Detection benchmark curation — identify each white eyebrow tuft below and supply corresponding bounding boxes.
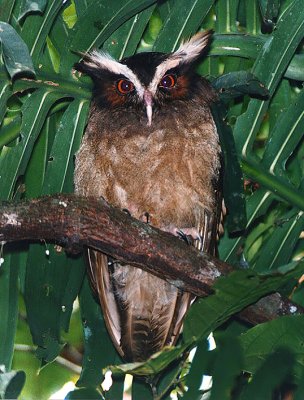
[175,30,212,62]
[148,30,212,94]
[85,50,145,98]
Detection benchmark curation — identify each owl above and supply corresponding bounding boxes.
[74,30,222,362]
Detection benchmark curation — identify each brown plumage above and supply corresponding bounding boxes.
[74,30,222,361]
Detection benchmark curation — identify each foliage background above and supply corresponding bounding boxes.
[0,0,304,399]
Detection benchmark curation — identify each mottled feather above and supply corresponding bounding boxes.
[74,31,221,361]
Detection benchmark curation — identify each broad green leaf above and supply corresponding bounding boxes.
[244,0,261,35]
[209,336,243,400]
[240,348,294,400]
[103,5,156,60]
[285,54,304,81]
[0,90,61,200]
[234,0,304,156]
[0,368,26,400]
[24,100,88,363]
[0,80,13,128]
[183,342,209,400]
[240,315,304,380]
[253,208,304,271]
[24,117,49,198]
[210,33,264,59]
[132,378,153,399]
[241,159,304,211]
[219,188,273,265]
[24,246,83,364]
[262,88,304,177]
[62,0,77,29]
[18,0,47,21]
[0,22,35,79]
[78,278,122,387]
[211,101,246,233]
[153,0,215,52]
[43,100,89,194]
[258,0,280,23]
[0,1,15,22]
[0,254,19,370]
[21,0,63,64]
[215,0,240,33]
[294,368,304,400]
[213,71,268,100]
[109,345,188,377]
[267,78,291,131]
[61,0,157,72]
[65,387,104,400]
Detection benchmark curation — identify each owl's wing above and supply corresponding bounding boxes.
[85,180,223,362]
[194,171,223,256]
[86,247,192,361]
[86,250,124,358]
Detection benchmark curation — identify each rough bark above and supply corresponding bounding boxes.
[0,194,302,324]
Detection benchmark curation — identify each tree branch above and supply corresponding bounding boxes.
[0,194,302,325]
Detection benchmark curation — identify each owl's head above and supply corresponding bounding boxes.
[75,30,213,126]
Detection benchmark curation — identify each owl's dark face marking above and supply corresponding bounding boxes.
[75,30,213,126]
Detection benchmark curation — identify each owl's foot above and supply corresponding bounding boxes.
[165,226,202,246]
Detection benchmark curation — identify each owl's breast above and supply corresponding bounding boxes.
[74,106,220,229]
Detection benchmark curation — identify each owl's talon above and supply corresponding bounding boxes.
[122,208,132,216]
[176,229,193,245]
[144,212,150,224]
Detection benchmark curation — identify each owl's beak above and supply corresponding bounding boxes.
[144,90,153,126]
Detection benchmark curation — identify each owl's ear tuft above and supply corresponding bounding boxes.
[148,30,213,93]
[175,30,213,64]
[74,51,117,80]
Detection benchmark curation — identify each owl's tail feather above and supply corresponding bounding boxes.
[113,265,191,362]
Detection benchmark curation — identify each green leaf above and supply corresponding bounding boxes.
[62,0,77,29]
[21,0,63,64]
[77,278,122,388]
[65,387,104,399]
[132,379,153,400]
[109,345,188,377]
[18,0,47,21]
[0,90,61,200]
[43,99,89,194]
[209,336,243,400]
[213,71,269,100]
[183,341,209,400]
[24,100,88,363]
[240,315,304,381]
[0,1,15,22]
[183,265,303,343]
[103,5,156,59]
[153,0,215,52]
[0,254,19,370]
[262,88,304,177]
[61,0,157,72]
[211,101,246,232]
[241,159,304,210]
[0,368,26,400]
[215,0,240,33]
[240,347,294,399]
[258,0,280,23]
[253,208,304,271]
[0,80,13,128]
[0,22,35,79]
[210,33,264,59]
[234,0,304,156]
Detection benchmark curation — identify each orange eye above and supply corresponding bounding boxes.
[116,79,134,94]
[159,74,176,89]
